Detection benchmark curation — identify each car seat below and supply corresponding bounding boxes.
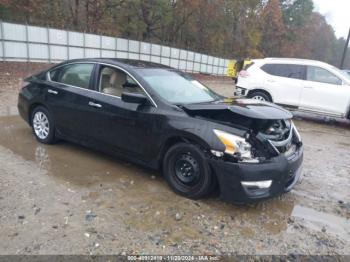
[102,70,126,97]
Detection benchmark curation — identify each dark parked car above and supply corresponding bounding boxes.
[18,58,303,203]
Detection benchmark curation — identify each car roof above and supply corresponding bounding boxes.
[252,57,334,68]
[57,58,172,70]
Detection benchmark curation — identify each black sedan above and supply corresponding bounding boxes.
[18,58,303,203]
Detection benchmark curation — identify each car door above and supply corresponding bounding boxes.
[45,63,96,141]
[260,63,306,107]
[77,64,159,162]
[299,66,350,116]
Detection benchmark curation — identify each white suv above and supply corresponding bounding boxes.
[236,58,350,119]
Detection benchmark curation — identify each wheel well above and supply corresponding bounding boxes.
[158,136,208,169]
[158,136,220,194]
[158,137,188,168]
[248,89,273,102]
[28,103,47,126]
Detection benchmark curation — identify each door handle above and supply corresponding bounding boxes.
[48,89,58,95]
[267,79,275,83]
[88,101,102,108]
[304,86,313,89]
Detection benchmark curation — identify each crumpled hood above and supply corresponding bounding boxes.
[181,98,293,120]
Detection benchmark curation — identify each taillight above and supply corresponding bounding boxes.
[239,70,250,78]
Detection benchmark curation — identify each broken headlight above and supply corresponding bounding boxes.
[213,129,255,161]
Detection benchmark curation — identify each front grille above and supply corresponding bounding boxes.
[268,127,294,154]
[257,120,300,157]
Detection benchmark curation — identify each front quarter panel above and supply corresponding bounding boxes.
[157,109,247,156]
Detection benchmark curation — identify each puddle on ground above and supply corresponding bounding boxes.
[291,205,350,242]
[0,115,158,187]
[0,115,349,246]
[0,106,18,117]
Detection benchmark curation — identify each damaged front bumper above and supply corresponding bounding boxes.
[210,144,303,204]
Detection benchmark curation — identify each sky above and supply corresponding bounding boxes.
[313,0,349,39]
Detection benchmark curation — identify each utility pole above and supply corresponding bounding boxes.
[340,27,350,69]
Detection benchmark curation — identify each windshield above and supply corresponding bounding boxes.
[331,66,350,82]
[137,69,221,104]
[340,70,350,80]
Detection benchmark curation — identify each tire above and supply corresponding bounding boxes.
[248,91,271,102]
[162,142,215,199]
[31,106,56,144]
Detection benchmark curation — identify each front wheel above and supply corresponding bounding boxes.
[163,143,215,199]
[248,91,271,102]
[31,106,56,144]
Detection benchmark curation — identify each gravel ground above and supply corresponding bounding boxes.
[0,73,349,255]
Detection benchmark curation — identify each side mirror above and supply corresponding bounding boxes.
[121,92,149,104]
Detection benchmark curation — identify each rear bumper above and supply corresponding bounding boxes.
[210,145,303,204]
[17,92,30,125]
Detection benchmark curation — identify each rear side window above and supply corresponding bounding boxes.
[307,66,342,85]
[49,63,94,89]
[261,63,305,80]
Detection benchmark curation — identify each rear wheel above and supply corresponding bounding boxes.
[248,91,271,102]
[31,106,55,144]
[163,143,215,199]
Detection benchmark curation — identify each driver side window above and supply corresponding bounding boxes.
[307,66,342,85]
[99,66,145,97]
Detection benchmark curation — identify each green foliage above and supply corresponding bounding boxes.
[260,0,286,56]
[280,0,314,27]
[0,4,8,18]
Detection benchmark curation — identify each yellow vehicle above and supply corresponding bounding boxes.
[227,59,253,83]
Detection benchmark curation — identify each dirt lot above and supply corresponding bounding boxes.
[0,62,349,255]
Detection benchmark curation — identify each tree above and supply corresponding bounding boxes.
[280,0,313,28]
[260,0,286,56]
[0,0,347,67]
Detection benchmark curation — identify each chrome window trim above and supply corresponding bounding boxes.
[46,61,158,107]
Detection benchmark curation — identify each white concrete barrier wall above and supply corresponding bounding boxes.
[0,21,230,75]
